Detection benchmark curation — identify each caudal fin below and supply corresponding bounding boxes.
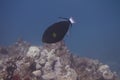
[69,17,75,24]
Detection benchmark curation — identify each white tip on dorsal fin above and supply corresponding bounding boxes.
[69,17,75,24]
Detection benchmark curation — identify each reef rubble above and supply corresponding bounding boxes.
[0,40,119,80]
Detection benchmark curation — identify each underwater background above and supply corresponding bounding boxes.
[0,0,120,75]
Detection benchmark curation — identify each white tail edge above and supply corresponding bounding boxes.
[69,17,75,24]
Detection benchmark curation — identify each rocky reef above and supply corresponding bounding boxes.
[0,40,119,80]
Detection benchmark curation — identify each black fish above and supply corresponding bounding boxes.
[42,17,75,43]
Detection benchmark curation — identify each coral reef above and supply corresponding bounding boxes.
[0,40,119,80]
